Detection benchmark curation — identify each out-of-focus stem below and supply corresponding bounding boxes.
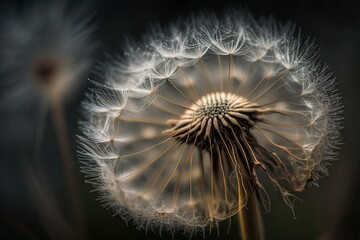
[35,102,48,167]
[238,178,265,240]
[50,98,86,240]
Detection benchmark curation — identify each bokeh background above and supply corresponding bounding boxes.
[0,0,359,239]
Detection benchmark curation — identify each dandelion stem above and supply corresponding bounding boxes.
[50,98,86,240]
[35,101,48,167]
[238,181,265,240]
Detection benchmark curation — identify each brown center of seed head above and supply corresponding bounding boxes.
[33,57,60,86]
[163,92,256,148]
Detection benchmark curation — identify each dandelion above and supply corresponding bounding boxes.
[0,2,96,239]
[78,11,342,238]
[0,1,95,108]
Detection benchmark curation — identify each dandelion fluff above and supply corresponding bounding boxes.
[0,1,95,107]
[0,2,96,238]
[78,11,342,235]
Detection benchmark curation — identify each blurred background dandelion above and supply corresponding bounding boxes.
[0,0,359,239]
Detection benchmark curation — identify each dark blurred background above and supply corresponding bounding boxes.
[0,0,359,239]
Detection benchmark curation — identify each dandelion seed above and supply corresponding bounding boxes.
[79,11,342,237]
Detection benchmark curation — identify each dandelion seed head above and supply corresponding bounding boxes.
[0,1,96,107]
[79,10,342,235]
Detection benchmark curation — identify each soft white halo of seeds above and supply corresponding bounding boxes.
[0,1,95,107]
[78,11,342,235]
